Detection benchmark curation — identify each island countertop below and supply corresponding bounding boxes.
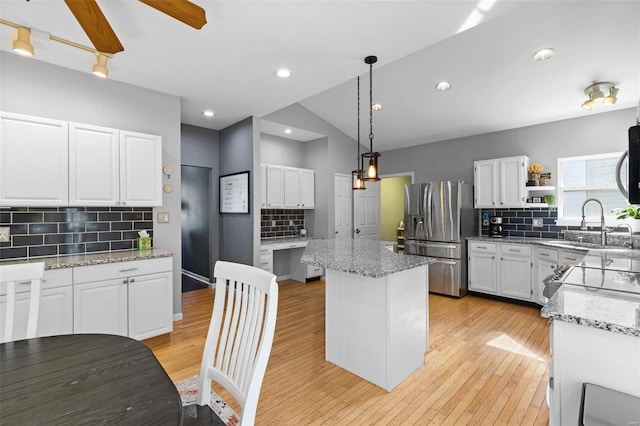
[0,248,174,270]
[301,239,434,278]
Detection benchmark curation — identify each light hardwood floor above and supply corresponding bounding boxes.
[145,280,550,425]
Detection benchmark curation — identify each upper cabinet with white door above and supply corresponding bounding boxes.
[0,112,69,206]
[262,163,315,209]
[1,112,162,207]
[474,155,528,208]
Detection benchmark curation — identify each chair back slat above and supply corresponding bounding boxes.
[196,261,278,425]
[1,262,45,343]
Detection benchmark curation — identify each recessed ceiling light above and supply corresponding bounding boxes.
[276,69,291,78]
[372,103,383,111]
[436,81,452,91]
[284,129,292,134]
[532,48,556,61]
[203,110,214,117]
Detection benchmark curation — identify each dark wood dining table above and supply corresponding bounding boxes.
[0,333,183,425]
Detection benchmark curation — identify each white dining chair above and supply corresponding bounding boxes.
[182,261,278,426]
[1,262,45,343]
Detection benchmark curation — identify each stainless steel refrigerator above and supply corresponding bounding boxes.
[404,181,476,297]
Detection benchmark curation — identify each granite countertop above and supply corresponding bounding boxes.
[0,248,174,270]
[301,239,434,278]
[542,283,640,337]
[260,236,320,246]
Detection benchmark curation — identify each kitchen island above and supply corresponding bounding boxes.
[301,239,435,391]
[542,249,640,425]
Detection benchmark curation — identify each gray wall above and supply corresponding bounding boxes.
[379,108,635,184]
[0,51,184,317]
[181,124,220,274]
[264,104,357,238]
[260,133,306,167]
[219,117,256,264]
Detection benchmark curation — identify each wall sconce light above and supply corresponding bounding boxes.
[582,82,618,110]
[12,26,34,57]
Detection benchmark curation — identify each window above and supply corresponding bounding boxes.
[557,152,628,224]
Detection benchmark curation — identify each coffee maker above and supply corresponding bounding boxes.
[489,216,503,238]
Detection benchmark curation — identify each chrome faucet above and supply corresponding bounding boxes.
[617,223,634,248]
[580,198,609,245]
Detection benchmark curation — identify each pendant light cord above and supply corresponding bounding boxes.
[357,76,361,168]
[369,60,374,154]
[636,97,640,125]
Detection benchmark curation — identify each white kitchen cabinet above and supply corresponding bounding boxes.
[74,278,129,336]
[474,155,528,208]
[260,164,267,208]
[284,167,301,208]
[0,112,69,207]
[558,248,585,266]
[259,246,273,273]
[0,268,73,341]
[300,168,315,208]
[73,257,173,339]
[119,130,163,207]
[468,241,498,294]
[69,122,120,206]
[534,246,558,305]
[498,243,533,301]
[266,165,284,208]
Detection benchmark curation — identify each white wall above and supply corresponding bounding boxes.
[0,52,184,317]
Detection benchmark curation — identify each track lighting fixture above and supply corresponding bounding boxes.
[92,54,110,78]
[582,82,618,110]
[12,26,34,57]
[1,18,114,79]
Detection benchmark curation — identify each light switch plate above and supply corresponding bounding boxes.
[0,227,10,242]
[532,218,543,227]
[157,212,170,223]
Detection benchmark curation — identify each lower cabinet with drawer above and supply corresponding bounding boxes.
[0,268,73,341]
[468,240,534,302]
[73,257,173,340]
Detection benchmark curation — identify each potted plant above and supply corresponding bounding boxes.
[612,205,640,232]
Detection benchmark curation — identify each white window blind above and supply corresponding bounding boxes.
[557,152,628,223]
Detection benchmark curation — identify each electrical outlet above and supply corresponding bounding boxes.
[532,218,543,227]
[289,220,294,226]
[0,227,10,243]
[157,212,170,223]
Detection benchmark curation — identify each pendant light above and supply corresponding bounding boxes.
[362,55,381,182]
[352,76,366,190]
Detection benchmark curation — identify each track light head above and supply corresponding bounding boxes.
[582,82,618,110]
[13,27,34,57]
[92,53,109,78]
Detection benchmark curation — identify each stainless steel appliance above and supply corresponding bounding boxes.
[404,181,476,297]
[489,216,503,238]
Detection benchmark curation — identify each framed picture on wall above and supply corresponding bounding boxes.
[219,171,250,214]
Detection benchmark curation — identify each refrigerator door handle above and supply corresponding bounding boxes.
[425,184,433,239]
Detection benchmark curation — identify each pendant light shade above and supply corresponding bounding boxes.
[362,55,381,182]
[352,76,366,190]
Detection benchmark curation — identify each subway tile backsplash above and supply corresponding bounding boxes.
[479,207,571,239]
[0,207,153,260]
[261,209,304,239]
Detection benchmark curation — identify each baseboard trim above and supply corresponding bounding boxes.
[173,313,183,322]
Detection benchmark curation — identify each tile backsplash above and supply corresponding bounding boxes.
[0,207,153,260]
[261,209,304,239]
[479,207,570,239]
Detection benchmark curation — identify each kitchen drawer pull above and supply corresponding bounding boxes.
[475,246,488,250]
[119,267,138,273]
[564,256,577,261]
[539,252,550,257]
[507,248,522,252]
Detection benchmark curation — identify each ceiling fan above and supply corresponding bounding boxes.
[64,0,207,54]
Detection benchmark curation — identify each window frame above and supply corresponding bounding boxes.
[556,151,626,226]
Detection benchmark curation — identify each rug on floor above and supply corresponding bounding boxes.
[174,375,240,426]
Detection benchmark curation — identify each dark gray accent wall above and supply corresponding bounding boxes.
[181,124,220,275]
[219,117,255,264]
[1,51,183,316]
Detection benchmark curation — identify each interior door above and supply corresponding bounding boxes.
[334,174,352,239]
[354,181,380,240]
[181,165,211,283]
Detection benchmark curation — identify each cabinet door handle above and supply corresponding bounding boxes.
[129,278,135,283]
[119,267,138,273]
[123,279,128,284]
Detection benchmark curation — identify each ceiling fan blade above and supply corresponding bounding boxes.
[139,0,207,29]
[64,0,124,54]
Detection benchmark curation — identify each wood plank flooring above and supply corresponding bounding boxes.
[145,280,549,425]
